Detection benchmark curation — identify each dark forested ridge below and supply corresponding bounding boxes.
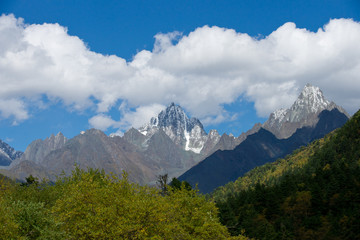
[216,109,360,239]
[179,109,348,193]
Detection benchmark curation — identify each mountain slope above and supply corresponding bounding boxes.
[13,132,67,165]
[0,139,23,166]
[39,129,156,184]
[216,108,360,239]
[179,109,348,193]
[212,131,331,202]
[2,129,158,184]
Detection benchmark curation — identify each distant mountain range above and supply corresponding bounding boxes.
[0,104,222,183]
[0,84,350,188]
[178,84,349,193]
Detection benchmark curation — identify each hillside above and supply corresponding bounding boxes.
[179,109,348,193]
[215,109,360,239]
[212,134,330,201]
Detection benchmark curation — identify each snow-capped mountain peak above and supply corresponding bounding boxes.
[0,139,23,166]
[263,83,348,139]
[139,103,208,153]
[289,84,331,121]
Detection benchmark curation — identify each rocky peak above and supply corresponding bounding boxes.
[0,139,23,166]
[263,84,349,139]
[17,132,67,165]
[208,129,220,139]
[45,132,67,149]
[289,84,331,122]
[155,102,204,134]
[123,128,147,150]
[139,103,208,153]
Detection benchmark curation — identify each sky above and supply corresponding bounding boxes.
[0,0,360,151]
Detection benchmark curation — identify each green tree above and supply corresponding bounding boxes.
[50,167,235,239]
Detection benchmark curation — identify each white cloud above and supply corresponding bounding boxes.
[88,114,120,131]
[1,14,360,131]
[89,103,166,132]
[0,98,29,125]
[118,103,166,129]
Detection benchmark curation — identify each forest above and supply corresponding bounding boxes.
[215,109,360,239]
[0,168,246,239]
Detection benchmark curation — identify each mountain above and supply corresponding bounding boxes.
[215,108,360,239]
[2,103,240,183]
[263,83,349,139]
[11,132,67,166]
[139,102,208,153]
[3,129,158,184]
[137,102,244,158]
[141,129,200,182]
[1,85,349,185]
[213,109,352,201]
[179,109,348,193]
[200,129,221,156]
[2,104,214,183]
[0,139,23,166]
[179,85,349,193]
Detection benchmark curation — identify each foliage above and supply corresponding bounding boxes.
[20,175,39,187]
[212,137,327,202]
[169,177,192,191]
[216,109,360,239]
[0,168,242,239]
[156,173,169,196]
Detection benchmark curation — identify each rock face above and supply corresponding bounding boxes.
[0,139,23,166]
[141,129,200,183]
[179,109,349,193]
[40,129,156,184]
[139,103,208,153]
[4,129,157,184]
[16,132,67,165]
[200,130,221,156]
[137,103,247,158]
[263,84,349,139]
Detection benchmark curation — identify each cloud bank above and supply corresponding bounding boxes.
[1,14,360,130]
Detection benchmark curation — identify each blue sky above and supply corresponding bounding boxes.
[1,0,360,151]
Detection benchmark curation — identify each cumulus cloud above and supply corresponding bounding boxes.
[117,103,166,129]
[1,14,360,131]
[0,98,29,125]
[89,103,166,132]
[88,114,120,131]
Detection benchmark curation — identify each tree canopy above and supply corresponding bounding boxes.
[0,168,246,239]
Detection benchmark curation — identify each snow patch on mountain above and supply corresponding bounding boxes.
[272,108,287,123]
[263,83,349,139]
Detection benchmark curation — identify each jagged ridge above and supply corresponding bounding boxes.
[0,139,23,166]
[139,103,210,153]
[263,83,349,139]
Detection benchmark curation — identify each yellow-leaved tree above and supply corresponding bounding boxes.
[50,168,245,239]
